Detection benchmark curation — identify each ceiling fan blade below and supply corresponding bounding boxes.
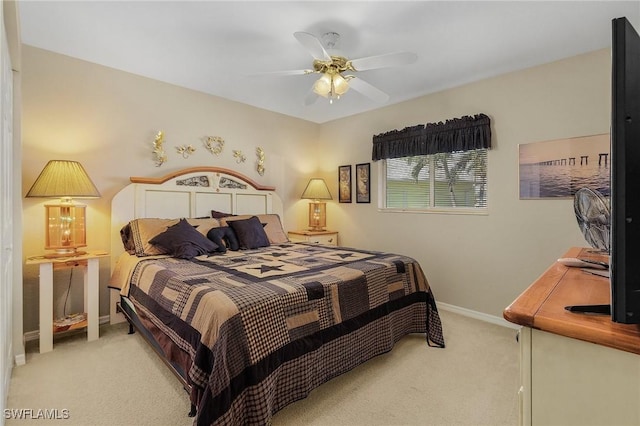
[350,51,417,71]
[248,69,314,77]
[348,77,390,103]
[294,32,331,61]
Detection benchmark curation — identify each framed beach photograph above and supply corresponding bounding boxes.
[519,133,610,199]
[338,165,352,203]
[356,163,371,203]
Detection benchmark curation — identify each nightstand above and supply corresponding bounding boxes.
[26,251,109,353]
[288,230,338,246]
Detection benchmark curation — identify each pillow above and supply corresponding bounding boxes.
[186,218,221,237]
[206,226,240,253]
[256,214,289,244]
[222,214,289,244]
[129,218,179,256]
[119,223,135,254]
[211,210,235,219]
[228,216,271,249]
[149,218,218,259]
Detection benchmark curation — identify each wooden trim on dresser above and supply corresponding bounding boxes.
[130,166,276,191]
[504,247,640,355]
[503,248,578,327]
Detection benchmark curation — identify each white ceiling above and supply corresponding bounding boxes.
[18,1,640,124]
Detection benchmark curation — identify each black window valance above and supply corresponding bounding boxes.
[372,113,491,161]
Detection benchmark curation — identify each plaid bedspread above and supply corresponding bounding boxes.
[127,242,445,425]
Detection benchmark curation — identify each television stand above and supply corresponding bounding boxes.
[504,247,640,426]
[564,304,611,315]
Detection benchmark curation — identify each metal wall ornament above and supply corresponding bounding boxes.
[152,131,167,167]
[256,147,265,176]
[233,150,246,163]
[204,136,225,155]
[176,144,196,158]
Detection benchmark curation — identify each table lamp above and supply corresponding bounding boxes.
[26,160,101,258]
[301,178,332,231]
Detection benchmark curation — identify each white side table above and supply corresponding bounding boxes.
[26,251,109,353]
[287,230,339,246]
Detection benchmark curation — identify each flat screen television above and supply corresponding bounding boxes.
[610,16,640,324]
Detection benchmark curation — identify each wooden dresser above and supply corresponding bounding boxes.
[504,247,640,426]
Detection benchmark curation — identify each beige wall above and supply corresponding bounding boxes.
[21,46,319,332]
[319,49,610,317]
[21,45,610,331]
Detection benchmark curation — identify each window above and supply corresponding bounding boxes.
[372,114,491,213]
[383,148,488,211]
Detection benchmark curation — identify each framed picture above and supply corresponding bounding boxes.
[519,133,610,199]
[338,165,352,203]
[356,163,371,203]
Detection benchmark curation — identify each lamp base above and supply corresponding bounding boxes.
[44,249,86,259]
[307,201,327,233]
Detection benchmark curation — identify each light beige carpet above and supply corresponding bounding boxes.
[7,310,519,425]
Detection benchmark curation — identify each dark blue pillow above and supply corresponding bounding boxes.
[211,210,235,219]
[206,226,239,252]
[149,218,217,259]
[228,216,270,249]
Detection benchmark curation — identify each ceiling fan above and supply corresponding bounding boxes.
[263,31,418,105]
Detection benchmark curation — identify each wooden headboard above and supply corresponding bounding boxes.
[109,167,283,322]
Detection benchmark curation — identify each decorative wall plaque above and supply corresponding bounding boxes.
[233,150,246,163]
[152,131,167,167]
[256,147,265,176]
[176,144,196,158]
[204,136,224,155]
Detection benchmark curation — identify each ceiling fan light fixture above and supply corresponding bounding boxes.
[313,72,350,103]
[313,73,332,97]
[332,74,349,96]
[272,31,412,106]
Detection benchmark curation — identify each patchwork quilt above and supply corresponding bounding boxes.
[125,242,445,425]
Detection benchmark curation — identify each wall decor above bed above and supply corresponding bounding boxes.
[203,136,225,156]
[176,144,196,158]
[233,149,246,163]
[256,147,265,176]
[152,130,167,167]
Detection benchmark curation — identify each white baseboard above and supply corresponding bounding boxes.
[437,302,521,330]
[22,315,112,343]
[13,353,25,366]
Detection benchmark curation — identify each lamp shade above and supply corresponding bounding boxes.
[26,160,100,257]
[26,160,101,199]
[301,178,332,200]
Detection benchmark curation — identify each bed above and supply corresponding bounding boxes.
[108,167,445,426]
